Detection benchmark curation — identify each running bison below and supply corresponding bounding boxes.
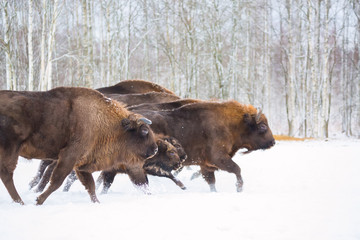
[96,135,187,193]
[128,98,201,111]
[97,79,175,95]
[0,87,158,205]
[107,92,180,107]
[132,101,275,192]
[30,134,187,193]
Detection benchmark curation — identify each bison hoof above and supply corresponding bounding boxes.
[236,183,243,192]
[90,194,100,203]
[36,197,45,205]
[14,199,25,205]
[209,184,217,192]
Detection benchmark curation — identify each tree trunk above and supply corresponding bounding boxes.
[43,0,59,90]
[320,0,331,138]
[87,0,94,87]
[28,0,34,90]
[2,2,16,90]
[82,0,91,87]
[286,0,297,136]
[39,0,47,90]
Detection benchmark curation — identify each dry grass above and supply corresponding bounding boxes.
[274,135,314,141]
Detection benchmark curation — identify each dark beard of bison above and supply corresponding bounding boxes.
[240,143,255,154]
[241,141,275,155]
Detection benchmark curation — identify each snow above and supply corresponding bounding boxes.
[0,139,359,240]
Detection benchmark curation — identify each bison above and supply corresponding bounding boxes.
[29,93,184,193]
[128,98,200,111]
[30,135,187,193]
[0,87,158,204]
[131,100,275,192]
[107,92,180,107]
[97,79,175,95]
[97,135,187,193]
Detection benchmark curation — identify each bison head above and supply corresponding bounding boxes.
[143,138,183,176]
[162,136,187,163]
[121,114,158,159]
[241,109,275,153]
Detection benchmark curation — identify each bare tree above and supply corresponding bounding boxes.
[28,0,34,90]
[1,1,16,90]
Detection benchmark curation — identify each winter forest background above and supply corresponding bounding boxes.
[0,0,359,138]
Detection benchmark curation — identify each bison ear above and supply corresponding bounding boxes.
[156,139,167,151]
[163,137,171,144]
[243,113,252,125]
[243,113,257,130]
[168,137,177,145]
[122,118,134,131]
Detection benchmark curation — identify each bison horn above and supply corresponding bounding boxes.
[138,117,152,125]
[255,108,262,123]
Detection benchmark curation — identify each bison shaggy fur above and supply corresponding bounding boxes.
[132,100,275,192]
[97,79,175,95]
[0,87,158,204]
[98,135,187,193]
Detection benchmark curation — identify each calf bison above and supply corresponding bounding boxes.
[97,136,187,193]
[0,87,158,204]
[132,100,275,192]
[97,79,175,95]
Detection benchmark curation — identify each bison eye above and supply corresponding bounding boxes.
[258,123,267,133]
[141,128,149,136]
[169,151,176,156]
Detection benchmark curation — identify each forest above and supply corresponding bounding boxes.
[0,0,359,138]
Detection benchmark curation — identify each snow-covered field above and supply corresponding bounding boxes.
[0,139,359,240]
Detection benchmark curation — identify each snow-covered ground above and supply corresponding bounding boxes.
[0,139,359,240]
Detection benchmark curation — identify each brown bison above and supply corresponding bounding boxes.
[97,135,187,193]
[132,100,275,192]
[31,135,187,193]
[97,79,175,95]
[28,94,185,193]
[107,92,180,107]
[0,87,158,204]
[128,98,201,111]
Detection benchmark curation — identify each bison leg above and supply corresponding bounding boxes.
[29,160,52,190]
[190,170,202,180]
[95,171,104,190]
[212,157,243,192]
[168,173,186,190]
[101,170,117,194]
[126,166,150,194]
[0,155,24,205]
[75,170,99,203]
[200,166,217,192]
[63,170,77,192]
[173,166,183,176]
[35,161,56,193]
[143,164,186,190]
[36,152,77,205]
